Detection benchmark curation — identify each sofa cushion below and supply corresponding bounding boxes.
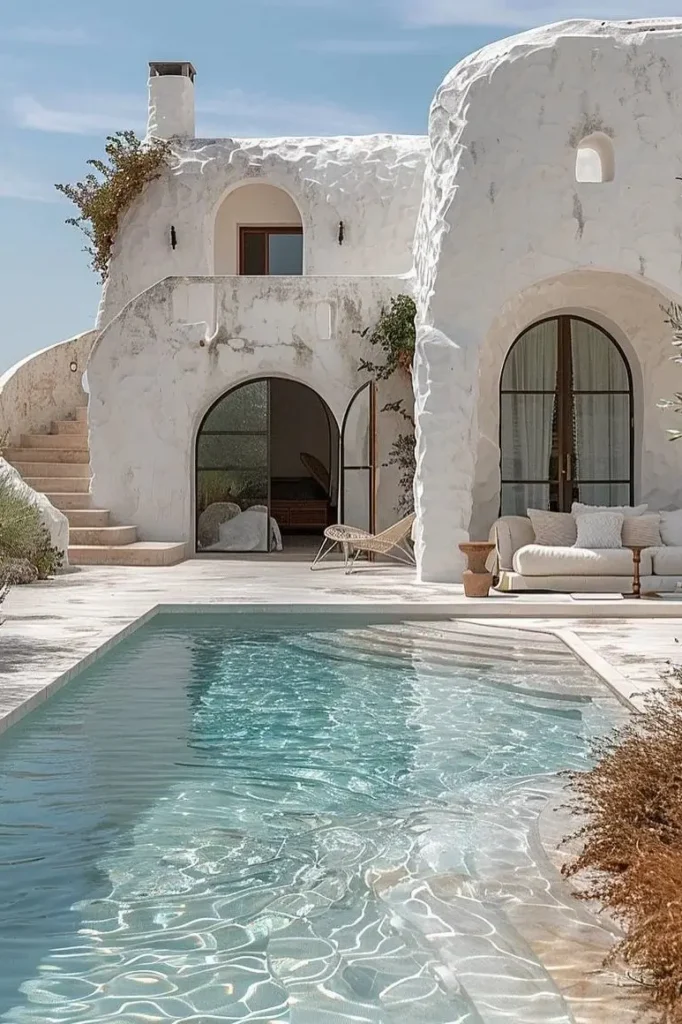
[659,510,682,546]
[651,546,682,576]
[572,501,648,517]
[527,509,576,546]
[574,511,623,549]
[622,513,662,548]
[513,544,652,577]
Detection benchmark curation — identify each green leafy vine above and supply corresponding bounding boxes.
[56,130,171,281]
[359,295,416,515]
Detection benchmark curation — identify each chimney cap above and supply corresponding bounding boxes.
[149,61,196,82]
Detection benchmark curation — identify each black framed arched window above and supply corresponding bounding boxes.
[500,315,633,515]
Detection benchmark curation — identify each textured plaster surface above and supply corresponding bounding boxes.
[0,458,69,560]
[0,331,95,444]
[88,275,410,542]
[98,134,427,326]
[413,18,682,581]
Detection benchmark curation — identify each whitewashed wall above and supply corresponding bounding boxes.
[98,135,428,327]
[0,330,96,443]
[413,19,682,582]
[88,276,409,543]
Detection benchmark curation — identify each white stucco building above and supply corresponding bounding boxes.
[4,18,682,577]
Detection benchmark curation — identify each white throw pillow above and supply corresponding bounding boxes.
[621,514,662,548]
[572,501,647,518]
[527,509,576,547]
[574,511,624,549]
[659,509,682,546]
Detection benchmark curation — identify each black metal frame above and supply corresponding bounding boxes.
[499,314,634,514]
[339,380,376,534]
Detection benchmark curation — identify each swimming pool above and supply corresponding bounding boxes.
[0,615,625,1023]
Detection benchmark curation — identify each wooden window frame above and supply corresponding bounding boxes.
[239,226,303,275]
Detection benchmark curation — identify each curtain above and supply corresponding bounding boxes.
[501,320,557,513]
[571,319,629,505]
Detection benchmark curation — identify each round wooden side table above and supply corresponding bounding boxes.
[459,541,496,598]
[624,544,644,598]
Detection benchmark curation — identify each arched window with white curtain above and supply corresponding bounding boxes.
[499,316,633,515]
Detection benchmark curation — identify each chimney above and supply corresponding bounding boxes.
[147,61,196,140]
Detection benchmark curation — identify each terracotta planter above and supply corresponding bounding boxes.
[459,541,496,598]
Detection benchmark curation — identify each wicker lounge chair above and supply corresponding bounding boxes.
[311,513,416,573]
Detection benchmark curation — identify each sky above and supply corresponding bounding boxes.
[1,0,681,373]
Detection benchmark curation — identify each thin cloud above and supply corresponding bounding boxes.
[0,167,56,203]
[11,94,145,135]
[0,26,90,45]
[10,83,381,140]
[397,0,682,28]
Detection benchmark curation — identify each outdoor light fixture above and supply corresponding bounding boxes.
[69,361,78,372]
[170,225,178,249]
[338,221,344,245]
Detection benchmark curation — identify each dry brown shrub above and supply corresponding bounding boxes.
[563,675,682,1021]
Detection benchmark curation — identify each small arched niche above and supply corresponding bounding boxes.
[214,184,303,275]
[575,132,615,184]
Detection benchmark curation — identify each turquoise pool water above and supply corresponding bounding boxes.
[0,615,624,1023]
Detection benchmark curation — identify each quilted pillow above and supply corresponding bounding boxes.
[572,501,647,518]
[621,514,662,548]
[527,509,576,547]
[660,509,682,546]
[574,511,624,549]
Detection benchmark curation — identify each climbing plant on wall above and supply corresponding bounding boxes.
[359,294,417,515]
[56,131,171,281]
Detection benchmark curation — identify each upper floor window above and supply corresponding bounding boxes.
[214,183,304,275]
[575,132,615,183]
[239,227,303,275]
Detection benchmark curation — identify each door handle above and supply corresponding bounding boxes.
[565,453,572,482]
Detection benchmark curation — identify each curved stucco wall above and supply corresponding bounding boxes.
[413,18,682,581]
[98,135,428,327]
[0,330,96,443]
[88,276,410,543]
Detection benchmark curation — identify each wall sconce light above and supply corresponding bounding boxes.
[338,220,344,246]
[69,361,78,372]
[170,225,178,250]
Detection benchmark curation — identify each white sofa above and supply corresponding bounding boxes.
[492,515,682,593]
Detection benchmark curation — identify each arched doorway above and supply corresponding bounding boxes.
[195,378,376,554]
[499,315,633,515]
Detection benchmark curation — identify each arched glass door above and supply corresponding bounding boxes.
[500,316,633,515]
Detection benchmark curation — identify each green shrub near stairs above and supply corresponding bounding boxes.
[0,482,63,582]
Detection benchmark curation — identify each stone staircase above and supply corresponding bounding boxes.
[4,406,186,566]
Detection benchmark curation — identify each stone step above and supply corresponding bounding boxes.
[68,542,187,566]
[52,419,88,435]
[20,433,88,451]
[76,406,88,423]
[69,525,138,546]
[25,476,90,493]
[65,509,110,527]
[4,447,89,465]
[46,492,93,510]
[9,461,91,478]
